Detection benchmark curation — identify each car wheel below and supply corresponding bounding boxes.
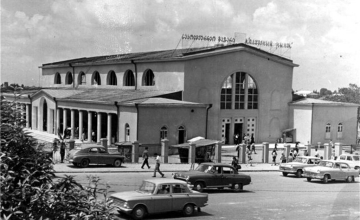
[132,205,146,220]
[323,175,329,183]
[233,183,243,192]
[113,159,122,167]
[296,170,302,178]
[282,172,288,177]
[307,177,311,182]
[194,182,204,192]
[346,176,352,183]
[80,159,89,168]
[183,204,194,216]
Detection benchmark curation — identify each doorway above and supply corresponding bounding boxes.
[234,123,243,144]
[43,100,47,132]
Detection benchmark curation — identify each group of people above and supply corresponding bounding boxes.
[141,147,165,178]
[52,138,67,163]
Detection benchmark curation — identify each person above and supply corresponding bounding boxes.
[231,156,240,170]
[52,138,59,163]
[314,149,320,158]
[153,153,164,177]
[81,130,86,142]
[92,130,96,142]
[251,143,257,154]
[330,140,334,148]
[288,153,293,162]
[271,149,277,166]
[293,150,298,160]
[246,139,251,151]
[234,133,239,145]
[63,126,69,139]
[246,148,253,166]
[158,185,169,194]
[280,152,286,163]
[250,134,255,145]
[60,140,66,163]
[274,141,278,151]
[331,153,335,160]
[141,147,151,169]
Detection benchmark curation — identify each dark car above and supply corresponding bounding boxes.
[173,163,251,192]
[69,146,125,168]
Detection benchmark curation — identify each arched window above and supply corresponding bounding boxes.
[143,69,155,86]
[337,123,343,139]
[220,72,258,110]
[78,72,86,85]
[65,72,73,85]
[160,126,168,140]
[325,123,331,139]
[178,126,186,144]
[124,70,135,86]
[107,70,117,85]
[125,123,130,141]
[92,71,101,85]
[54,72,61,84]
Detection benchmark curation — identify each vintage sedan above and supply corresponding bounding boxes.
[110,179,208,220]
[279,156,321,177]
[173,163,251,192]
[68,146,125,168]
[336,154,360,172]
[303,160,359,183]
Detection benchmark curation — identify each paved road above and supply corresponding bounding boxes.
[56,172,360,220]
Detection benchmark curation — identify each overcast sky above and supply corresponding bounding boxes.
[1,0,359,91]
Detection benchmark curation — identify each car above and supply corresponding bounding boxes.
[110,179,208,220]
[68,146,125,168]
[279,156,321,178]
[172,163,251,192]
[303,160,359,183]
[336,154,360,172]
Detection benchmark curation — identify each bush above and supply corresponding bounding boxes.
[0,98,116,219]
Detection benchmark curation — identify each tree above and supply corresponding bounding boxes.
[323,84,360,104]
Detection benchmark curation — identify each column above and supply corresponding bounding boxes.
[189,143,196,164]
[334,142,342,157]
[262,142,269,163]
[285,144,291,162]
[324,143,331,160]
[55,108,60,135]
[161,139,169,163]
[63,108,67,133]
[87,111,92,143]
[70,109,75,139]
[215,141,222,163]
[79,110,83,141]
[107,113,112,145]
[132,141,139,163]
[101,138,108,151]
[26,104,30,128]
[97,112,102,143]
[306,144,312,156]
[240,143,246,163]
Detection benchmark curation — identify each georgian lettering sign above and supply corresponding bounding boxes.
[182,34,235,44]
[245,37,292,49]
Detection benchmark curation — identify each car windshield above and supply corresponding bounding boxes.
[353,156,359,161]
[137,181,155,194]
[293,157,307,163]
[318,161,333,167]
[195,164,211,172]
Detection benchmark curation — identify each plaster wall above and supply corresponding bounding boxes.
[289,105,312,144]
[183,50,295,143]
[118,105,137,142]
[31,94,56,133]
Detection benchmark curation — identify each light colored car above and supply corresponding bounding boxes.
[173,163,251,192]
[336,154,360,172]
[110,178,208,220]
[68,146,125,168]
[303,160,359,183]
[279,156,321,177]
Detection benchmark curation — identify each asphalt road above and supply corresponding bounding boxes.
[55,172,360,220]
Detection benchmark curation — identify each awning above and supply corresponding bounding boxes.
[283,128,296,133]
[171,139,219,149]
[115,141,134,146]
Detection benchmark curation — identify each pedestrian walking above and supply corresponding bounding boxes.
[251,143,257,154]
[271,149,277,166]
[280,152,286,163]
[231,156,240,170]
[246,148,253,166]
[52,138,60,163]
[60,141,66,163]
[141,147,151,169]
[91,130,96,142]
[153,153,164,178]
[288,152,293,162]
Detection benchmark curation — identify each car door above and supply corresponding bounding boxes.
[171,183,191,211]
[221,166,236,186]
[339,163,352,179]
[208,166,223,187]
[97,147,109,164]
[152,184,173,213]
[87,147,99,164]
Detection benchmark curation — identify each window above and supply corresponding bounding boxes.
[89,148,98,153]
[337,123,343,139]
[125,123,130,142]
[143,69,155,86]
[178,126,186,144]
[325,123,331,139]
[78,72,86,85]
[157,184,170,194]
[65,72,73,85]
[107,70,117,85]
[124,70,135,86]
[172,184,189,193]
[222,167,235,174]
[92,71,101,85]
[54,72,61,84]
[220,72,258,110]
[160,126,168,140]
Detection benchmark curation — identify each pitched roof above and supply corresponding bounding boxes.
[124,97,206,107]
[290,98,360,107]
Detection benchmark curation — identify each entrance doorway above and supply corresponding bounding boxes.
[234,123,243,144]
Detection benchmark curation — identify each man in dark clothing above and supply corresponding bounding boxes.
[60,141,66,163]
[141,147,151,169]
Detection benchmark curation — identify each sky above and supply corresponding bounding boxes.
[1,0,360,92]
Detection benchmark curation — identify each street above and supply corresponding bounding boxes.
[56,172,360,220]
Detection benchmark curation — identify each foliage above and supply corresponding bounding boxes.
[0,98,117,219]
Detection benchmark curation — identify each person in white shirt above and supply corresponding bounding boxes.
[152,153,164,177]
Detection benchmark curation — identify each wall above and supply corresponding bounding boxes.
[31,92,57,133]
[118,105,137,142]
[183,49,295,143]
[289,105,312,144]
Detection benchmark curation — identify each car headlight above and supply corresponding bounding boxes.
[123,202,130,209]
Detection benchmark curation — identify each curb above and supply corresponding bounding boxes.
[54,169,279,174]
